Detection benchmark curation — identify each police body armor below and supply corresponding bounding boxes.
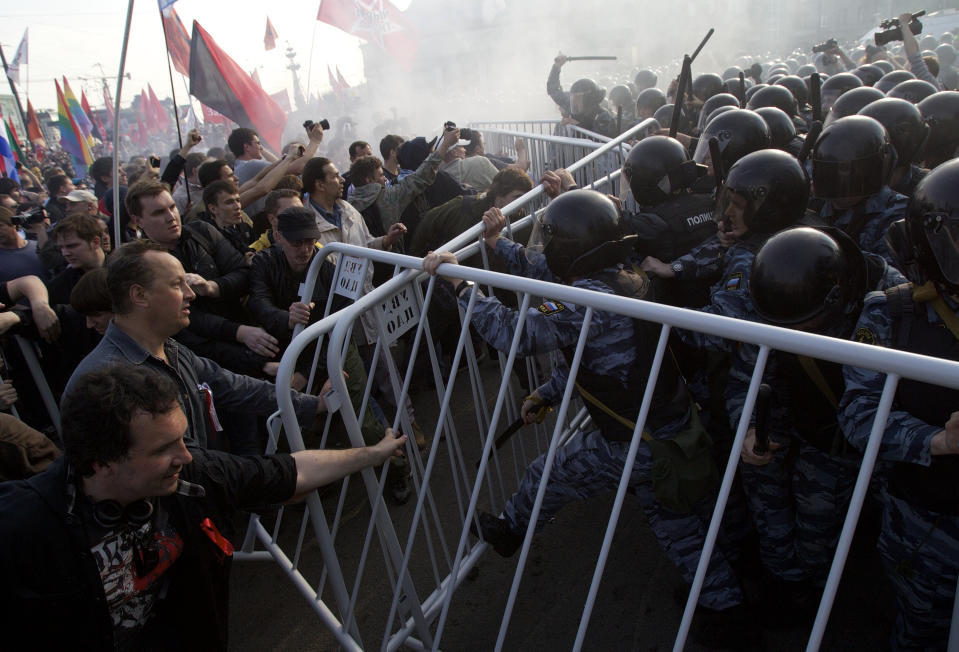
[625,193,718,307]
[560,268,689,442]
[776,353,850,455]
[885,283,959,515]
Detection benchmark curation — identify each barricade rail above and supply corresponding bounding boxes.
[468,122,631,191]
[246,225,959,651]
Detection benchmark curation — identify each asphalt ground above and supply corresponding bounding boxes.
[230,358,893,652]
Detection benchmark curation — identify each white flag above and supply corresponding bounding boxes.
[6,29,28,86]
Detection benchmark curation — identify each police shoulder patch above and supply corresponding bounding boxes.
[854,327,876,345]
[538,300,566,316]
[724,273,743,291]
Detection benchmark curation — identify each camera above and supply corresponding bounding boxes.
[812,38,838,54]
[303,119,331,131]
[875,11,925,47]
[148,155,161,168]
[10,206,46,227]
[444,121,472,140]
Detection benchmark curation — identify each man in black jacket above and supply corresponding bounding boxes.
[248,207,413,501]
[125,178,279,378]
[0,364,406,651]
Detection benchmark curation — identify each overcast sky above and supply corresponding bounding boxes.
[0,0,413,113]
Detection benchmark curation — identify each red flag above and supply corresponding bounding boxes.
[161,6,192,77]
[336,65,350,90]
[200,103,230,125]
[102,85,116,125]
[189,20,288,151]
[316,0,417,69]
[148,84,172,132]
[26,100,46,147]
[136,116,149,146]
[264,17,278,51]
[80,90,104,140]
[327,65,340,95]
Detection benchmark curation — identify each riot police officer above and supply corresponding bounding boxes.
[620,136,714,307]
[858,98,930,197]
[733,227,906,619]
[547,54,618,138]
[811,115,907,265]
[838,158,959,651]
[423,190,751,648]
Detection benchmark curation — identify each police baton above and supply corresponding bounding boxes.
[738,72,747,108]
[753,383,773,455]
[690,28,715,63]
[565,56,618,61]
[669,55,693,139]
[616,105,623,135]
[797,120,823,167]
[810,73,823,123]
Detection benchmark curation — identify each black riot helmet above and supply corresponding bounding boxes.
[872,60,895,75]
[635,69,658,91]
[652,103,687,131]
[797,64,818,77]
[875,70,916,94]
[820,73,863,113]
[744,83,768,102]
[750,226,866,329]
[941,67,959,91]
[569,78,606,118]
[697,93,742,131]
[722,66,744,81]
[717,149,808,235]
[899,158,959,293]
[852,64,884,87]
[622,136,706,205]
[636,87,667,118]
[823,86,885,126]
[693,109,771,175]
[528,190,634,280]
[858,98,930,166]
[776,75,810,110]
[754,107,798,150]
[692,73,724,101]
[811,115,895,199]
[724,77,753,96]
[887,79,939,105]
[920,34,940,51]
[917,91,959,168]
[609,84,633,110]
[937,43,958,68]
[746,84,798,117]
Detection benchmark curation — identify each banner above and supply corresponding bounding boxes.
[55,79,94,172]
[6,29,27,86]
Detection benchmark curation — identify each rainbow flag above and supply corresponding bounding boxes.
[62,77,97,148]
[56,79,93,173]
[5,118,23,162]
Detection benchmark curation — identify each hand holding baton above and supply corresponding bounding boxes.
[753,383,773,455]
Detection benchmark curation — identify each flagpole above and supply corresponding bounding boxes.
[0,44,29,140]
[113,0,136,250]
[158,5,185,151]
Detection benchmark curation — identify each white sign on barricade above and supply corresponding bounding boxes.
[376,283,420,345]
[333,254,369,300]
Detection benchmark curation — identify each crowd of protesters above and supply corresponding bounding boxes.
[2,17,959,650]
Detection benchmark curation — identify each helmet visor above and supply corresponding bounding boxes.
[923,214,959,285]
[811,154,885,199]
[525,212,554,265]
[570,92,587,116]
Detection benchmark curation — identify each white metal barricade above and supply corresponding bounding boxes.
[254,240,959,651]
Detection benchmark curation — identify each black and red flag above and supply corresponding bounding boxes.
[189,20,287,152]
